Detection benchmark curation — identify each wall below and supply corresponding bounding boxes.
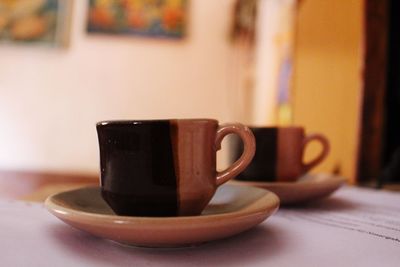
[252,0,297,125]
[292,0,363,182]
[0,0,237,174]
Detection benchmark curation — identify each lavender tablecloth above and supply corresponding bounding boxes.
[1,186,400,267]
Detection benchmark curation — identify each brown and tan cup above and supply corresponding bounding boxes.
[97,119,255,217]
[232,126,329,182]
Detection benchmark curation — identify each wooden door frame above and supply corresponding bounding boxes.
[356,0,389,184]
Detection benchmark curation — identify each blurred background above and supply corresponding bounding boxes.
[0,0,398,197]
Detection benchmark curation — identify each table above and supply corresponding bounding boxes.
[0,170,97,201]
[1,174,400,267]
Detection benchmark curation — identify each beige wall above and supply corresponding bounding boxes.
[0,0,236,174]
[292,0,363,182]
[0,0,363,179]
[252,0,297,125]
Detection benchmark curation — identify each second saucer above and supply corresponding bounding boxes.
[230,173,345,205]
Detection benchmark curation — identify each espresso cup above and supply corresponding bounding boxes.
[97,119,255,217]
[232,126,329,182]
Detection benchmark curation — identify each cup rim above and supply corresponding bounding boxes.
[247,126,304,130]
[96,118,218,126]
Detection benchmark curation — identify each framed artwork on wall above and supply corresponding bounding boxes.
[0,0,72,47]
[87,0,187,39]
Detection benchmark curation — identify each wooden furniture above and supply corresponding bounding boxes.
[357,0,389,185]
[0,170,97,202]
[357,0,400,187]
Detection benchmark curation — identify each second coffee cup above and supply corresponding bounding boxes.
[232,126,329,182]
[97,119,255,217]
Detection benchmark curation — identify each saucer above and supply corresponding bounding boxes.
[230,173,346,205]
[45,184,279,248]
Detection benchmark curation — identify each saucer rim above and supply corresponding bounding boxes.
[45,184,280,226]
[229,173,346,205]
[230,173,346,188]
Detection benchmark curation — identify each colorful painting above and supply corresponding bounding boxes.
[0,0,71,47]
[87,0,187,39]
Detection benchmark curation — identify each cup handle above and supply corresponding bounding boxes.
[215,124,256,186]
[302,134,330,173]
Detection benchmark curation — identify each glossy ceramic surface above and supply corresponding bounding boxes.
[97,119,255,216]
[230,173,345,204]
[232,127,329,182]
[45,184,279,248]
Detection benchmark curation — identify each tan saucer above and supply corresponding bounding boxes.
[230,173,346,205]
[45,184,279,248]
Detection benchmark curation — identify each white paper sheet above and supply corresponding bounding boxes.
[1,186,400,267]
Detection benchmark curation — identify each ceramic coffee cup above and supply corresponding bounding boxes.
[97,119,255,217]
[231,126,329,182]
